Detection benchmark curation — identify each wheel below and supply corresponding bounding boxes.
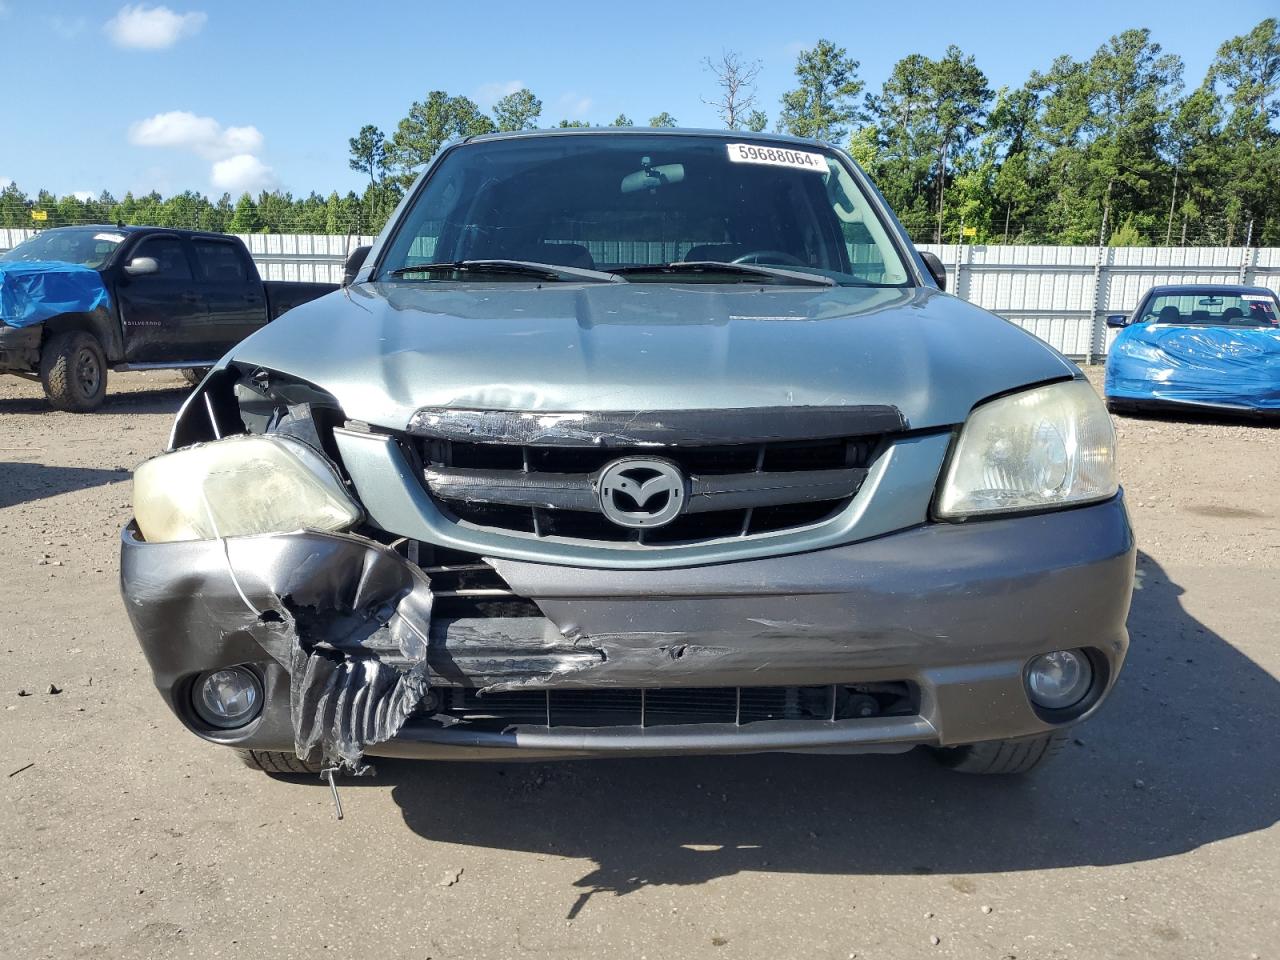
[931,732,1067,775]
[236,749,323,776]
[39,331,107,411]
[180,367,211,387]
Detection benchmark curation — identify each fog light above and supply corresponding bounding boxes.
[1026,650,1093,710]
[193,668,262,729]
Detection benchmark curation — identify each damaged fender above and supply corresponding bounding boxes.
[120,524,434,772]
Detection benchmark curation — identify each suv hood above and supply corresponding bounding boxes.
[229,281,1075,432]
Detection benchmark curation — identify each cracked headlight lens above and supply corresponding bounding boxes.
[936,380,1117,518]
[134,434,361,542]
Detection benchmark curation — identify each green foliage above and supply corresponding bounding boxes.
[778,39,864,143]
[557,119,592,128]
[1108,215,1146,246]
[493,89,542,132]
[648,112,678,127]
[387,91,495,184]
[744,109,768,132]
[611,114,634,127]
[347,125,387,185]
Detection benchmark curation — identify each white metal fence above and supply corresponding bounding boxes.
[3,228,1277,360]
[916,243,1280,360]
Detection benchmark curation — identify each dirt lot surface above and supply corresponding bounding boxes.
[1,367,1276,959]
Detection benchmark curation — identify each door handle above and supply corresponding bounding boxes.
[179,292,201,303]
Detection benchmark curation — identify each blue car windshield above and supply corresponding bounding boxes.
[1142,291,1279,327]
[379,134,911,286]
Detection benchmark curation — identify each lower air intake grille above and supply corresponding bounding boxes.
[431,683,917,730]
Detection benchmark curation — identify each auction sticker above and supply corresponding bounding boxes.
[727,143,828,173]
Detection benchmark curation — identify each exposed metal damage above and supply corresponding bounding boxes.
[407,404,909,447]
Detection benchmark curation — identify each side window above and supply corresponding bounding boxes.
[134,237,193,281]
[192,240,250,284]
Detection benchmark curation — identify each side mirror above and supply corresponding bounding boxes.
[917,250,947,291]
[1105,314,1130,328]
[123,256,159,277]
[342,245,372,287]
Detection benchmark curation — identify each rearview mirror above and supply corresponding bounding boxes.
[342,245,371,287]
[123,256,159,277]
[917,250,946,291]
[1105,314,1130,328]
[620,163,685,194]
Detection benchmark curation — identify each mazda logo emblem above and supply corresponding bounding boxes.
[596,457,687,528]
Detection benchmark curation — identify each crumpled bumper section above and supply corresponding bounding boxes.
[120,495,1135,767]
[120,527,436,773]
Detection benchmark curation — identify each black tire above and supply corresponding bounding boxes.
[932,732,1067,775]
[180,367,211,387]
[236,749,323,776]
[39,331,107,412]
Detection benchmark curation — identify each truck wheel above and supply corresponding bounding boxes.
[236,749,323,776]
[931,732,1067,775]
[180,367,211,387]
[40,331,108,412]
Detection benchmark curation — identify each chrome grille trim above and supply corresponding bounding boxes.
[423,464,868,515]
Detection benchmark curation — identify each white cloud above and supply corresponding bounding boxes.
[130,111,273,193]
[104,4,206,50]
[475,80,523,109]
[211,154,275,194]
[556,93,594,120]
[72,191,95,202]
[129,111,263,159]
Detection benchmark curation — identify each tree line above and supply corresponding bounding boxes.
[3,18,1276,246]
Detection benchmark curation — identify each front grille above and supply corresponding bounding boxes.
[430,683,917,731]
[413,435,881,546]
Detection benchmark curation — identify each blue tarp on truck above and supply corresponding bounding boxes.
[1105,322,1280,412]
[0,260,110,329]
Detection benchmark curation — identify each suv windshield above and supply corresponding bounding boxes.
[1142,290,1279,327]
[379,134,911,287]
[0,228,125,268]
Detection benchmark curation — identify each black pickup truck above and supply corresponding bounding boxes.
[0,225,336,411]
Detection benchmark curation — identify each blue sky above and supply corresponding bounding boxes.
[0,0,1272,199]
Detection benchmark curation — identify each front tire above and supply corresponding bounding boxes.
[40,331,107,412]
[180,367,211,387]
[931,732,1067,775]
[236,749,322,776]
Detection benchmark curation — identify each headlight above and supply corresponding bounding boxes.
[936,380,1117,518]
[134,435,361,543]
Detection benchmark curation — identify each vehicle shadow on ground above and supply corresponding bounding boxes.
[0,385,188,416]
[383,550,1278,915]
[0,460,129,508]
[1114,408,1280,429]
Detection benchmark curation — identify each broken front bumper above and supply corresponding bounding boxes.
[119,494,1135,761]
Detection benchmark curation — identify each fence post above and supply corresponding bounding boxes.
[1086,245,1107,365]
[1239,245,1256,285]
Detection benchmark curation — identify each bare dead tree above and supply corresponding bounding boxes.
[702,50,763,130]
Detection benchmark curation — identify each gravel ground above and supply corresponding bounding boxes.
[1,366,1276,960]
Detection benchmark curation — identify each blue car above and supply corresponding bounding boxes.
[1105,284,1280,416]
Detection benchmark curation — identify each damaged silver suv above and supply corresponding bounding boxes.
[121,129,1134,779]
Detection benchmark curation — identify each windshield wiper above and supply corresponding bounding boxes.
[610,261,836,287]
[384,259,625,284]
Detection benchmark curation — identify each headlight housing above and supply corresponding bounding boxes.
[936,380,1117,518]
[134,434,361,543]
